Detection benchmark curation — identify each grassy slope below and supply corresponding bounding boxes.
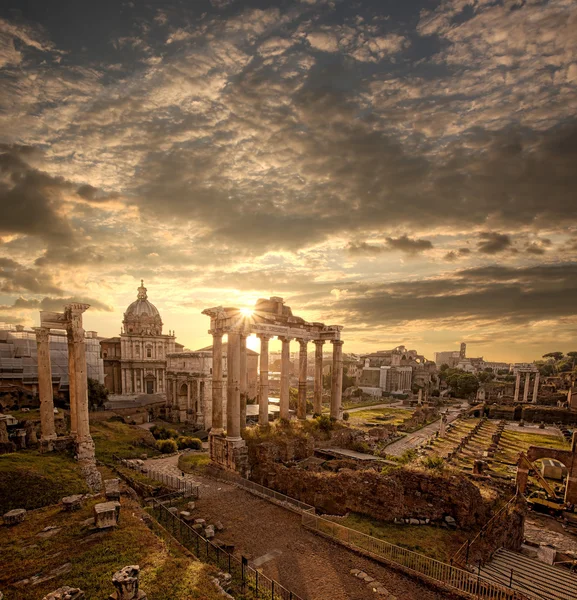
[90,420,160,463]
[0,494,223,600]
[329,513,471,562]
[348,407,413,425]
[0,451,89,513]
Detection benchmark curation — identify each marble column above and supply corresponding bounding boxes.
[313,340,324,415]
[187,381,191,412]
[226,331,241,440]
[532,372,540,403]
[34,327,57,442]
[280,337,291,420]
[331,340,344,420]
[258,335,270,426]
[211,332,223,433]
[523,372,530,402]
[239,334,247,431]
[514,372,521,402]
[417,388,423,406]
[66,328,78,437]
[298,339,308,420]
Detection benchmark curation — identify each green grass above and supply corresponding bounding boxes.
[90,420,160,463]
[0,451,89,513]
[178,452,211,473]
[348,407,412,425]
[328,513,471,562]
[0,494,224,600]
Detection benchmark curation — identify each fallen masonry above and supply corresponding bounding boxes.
[3,508,26,525]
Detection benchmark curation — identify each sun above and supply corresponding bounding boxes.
[240,308,253,317]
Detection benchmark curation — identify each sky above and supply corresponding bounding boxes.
[0,0,576,362]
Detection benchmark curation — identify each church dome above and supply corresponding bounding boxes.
[123,280,163,335]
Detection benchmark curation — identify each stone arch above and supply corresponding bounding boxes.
[178,382,188,410]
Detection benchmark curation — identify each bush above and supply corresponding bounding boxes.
[351,441,371,454]
[343,411,350,421]
[177,436,202,450]
[156,439,178,453]
[422,455,445,470]
[150,426,179,440]
[316,414,333,433]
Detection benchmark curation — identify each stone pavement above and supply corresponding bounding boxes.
[144,455,446,600]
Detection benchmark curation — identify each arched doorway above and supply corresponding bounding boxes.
[178,383,188,412]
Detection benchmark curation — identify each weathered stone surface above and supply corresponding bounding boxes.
[42,586,85,600]
[205,525,215,539]
[187,501,196,511]
[109,565,147,600]
[194,518,206,526]
[94,502,119,529]
[168,507,178,516]
[215,521,224,531]
[104,479,121,501]
[3,508,26,525]
[62,495,84,511]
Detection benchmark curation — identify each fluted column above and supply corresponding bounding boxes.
[532,372,540,403]
[280,337,291,420]
[258,335,270,426]
[523,372,530,402]
[239,334,247,431]
[313,340,324,415]
[514,372,521,402]
[298,339,308,420]
[226,332,241,440]
[67,328,78,437]
[211,332,223,432]
[331,340,344,420]
[34,327,57,442]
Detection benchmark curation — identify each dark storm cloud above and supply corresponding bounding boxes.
[0,295,112,312]
[0,257,64,295]
[476,232,512,255]
[319,263,577,327]
[348,236,433,256]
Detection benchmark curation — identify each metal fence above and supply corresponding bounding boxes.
[113,455,199,498]
[151,498,305,600]
[302,509,529,600]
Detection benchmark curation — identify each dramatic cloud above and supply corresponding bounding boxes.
[477,233,513,255]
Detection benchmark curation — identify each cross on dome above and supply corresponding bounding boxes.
[137,279,148,300]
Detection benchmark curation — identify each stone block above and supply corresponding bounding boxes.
[215,521,224,532]
[109,565,147,600]
[194,518,206,526]
[187,501,196,511]
[42,587,85,600]
[104,479,121,501]
[537,544,557,565]
[205,525,215,539]
[192,523,203,531]
[61,495,84,511]
[94,502,119,529]
[3,508,26,525]
[168,507,178,516]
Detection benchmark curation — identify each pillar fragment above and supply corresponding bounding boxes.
[34,327,57,442]
[67,329,77,437]
[523,372,530,402]
[239,335,247,431]
[279,337,291,420]
[211,332,223,433]
[514,372,521,402]
[331,340,344,420]
[226,332,241,441]
[258,335,270,426]
[298,339,308,420]
[532,372,540,403]
[313,340,324,415]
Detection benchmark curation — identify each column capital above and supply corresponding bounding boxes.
[66,325,85,344]
[298,339,308,349]
[257,333,273,341]
[331,339,344,347]
[313,339,325,347]
[209,330,224,338]
[278,336,292,343]
[33,326,51,342]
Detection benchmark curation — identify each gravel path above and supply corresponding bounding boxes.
[145,456,447,600]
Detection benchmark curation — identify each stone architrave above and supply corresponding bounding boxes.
[514,372,521,402]
[331,340,344,420]
[313,340,324,415]
[33,327,57,443]
[239,334,247,431]
[226,332,241,441]
[258,335,270,426]
[297,339,308,420]
[211,332,223,433]
[279,337,291,420]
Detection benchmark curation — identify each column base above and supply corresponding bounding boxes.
[75,436,96,462]
[209,433,248,476]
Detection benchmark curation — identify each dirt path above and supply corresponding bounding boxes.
[145,456,447,600]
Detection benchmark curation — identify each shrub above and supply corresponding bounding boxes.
[351,441,371,454]
[150,426,179,440]
[316,414,333,433]
[156,439,178,453]
[343,411,350,421]
[422,455,445,470]
[177,436,202,450]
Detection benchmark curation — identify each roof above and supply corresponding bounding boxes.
[196,343,258,356]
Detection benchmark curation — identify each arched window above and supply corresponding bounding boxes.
[147,346,152,358]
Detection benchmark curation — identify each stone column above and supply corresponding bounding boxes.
[258,335,270,426]
[239,334,247,431]
[313,340,324,415]
[34,327,57,442]
[187,382,191,411]
[67,328,78,437]
[514,372,521,402]
[226,332,241,441]
[211,332,223,433]
[417,388,422,406]
[523,372,530,402]
[279,337,291,420]
[298,339,308,420]
[532,372,540,403]
[331,340,344,420]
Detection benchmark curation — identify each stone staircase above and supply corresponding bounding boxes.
[480,548,577,600]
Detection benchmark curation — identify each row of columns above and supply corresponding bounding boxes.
[210,332,343,441]
[513,371,540,403]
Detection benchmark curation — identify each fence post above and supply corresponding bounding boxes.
[271,580,274,599]
[509,569,513,588]
[465,539,470,564]
[242,556,247,591]
[256,570,259,595]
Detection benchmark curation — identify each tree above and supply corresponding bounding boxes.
[87,377,108,409]
[543,352,564,361]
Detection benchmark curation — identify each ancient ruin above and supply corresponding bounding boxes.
[203,297,343,474]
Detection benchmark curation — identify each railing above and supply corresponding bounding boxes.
[113,455,200,498]
[453,494,520,568]
[151,498,305,600]
[302,509,529,600]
